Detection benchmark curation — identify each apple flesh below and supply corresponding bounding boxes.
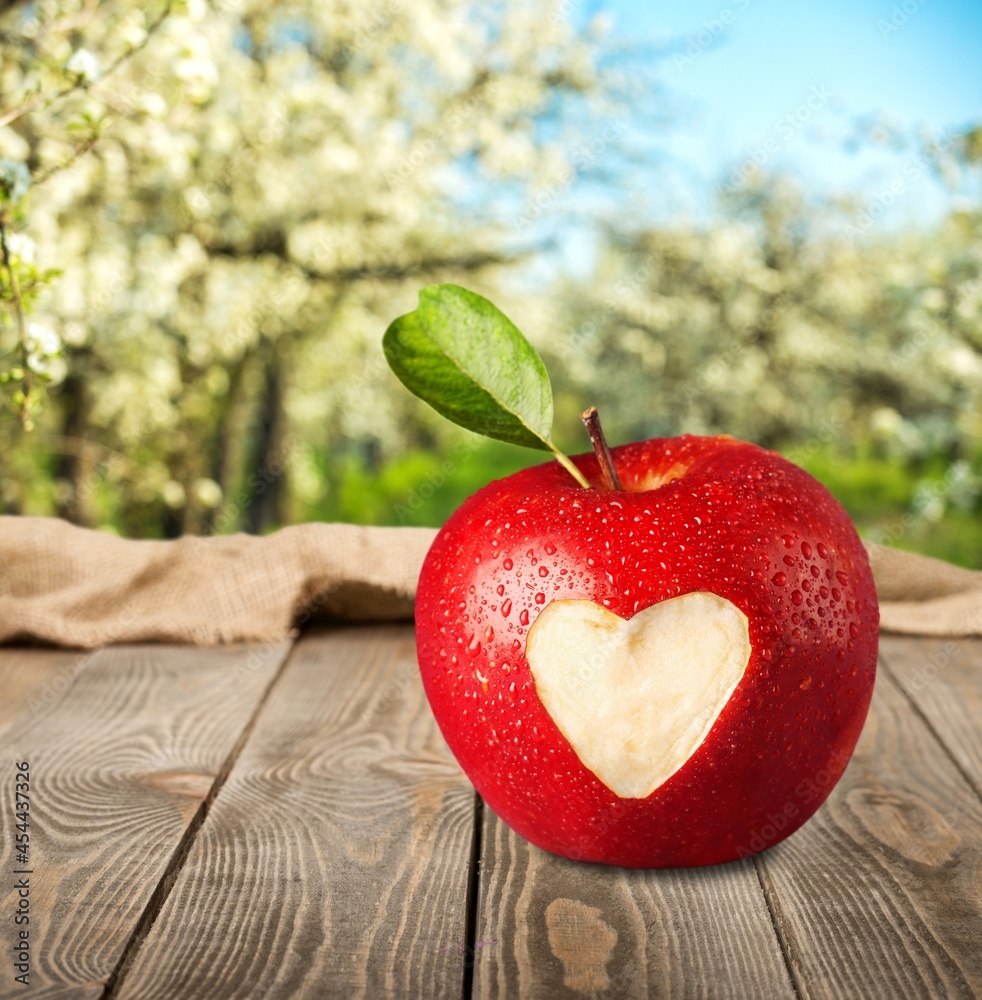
[415,434,879,867]
[526,593,751,799]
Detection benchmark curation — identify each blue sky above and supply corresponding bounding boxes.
[598,0,981,225]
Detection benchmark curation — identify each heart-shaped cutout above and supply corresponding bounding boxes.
[525,593,751,798]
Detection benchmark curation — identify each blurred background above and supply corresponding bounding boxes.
[0,0,979,566]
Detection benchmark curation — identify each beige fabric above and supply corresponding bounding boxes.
[0,517,437,648]
[865,542,982,636]
[0,516,979,648]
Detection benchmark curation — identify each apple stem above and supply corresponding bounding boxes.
[580,407,623,491]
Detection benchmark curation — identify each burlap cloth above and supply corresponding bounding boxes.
[0,517,979,648]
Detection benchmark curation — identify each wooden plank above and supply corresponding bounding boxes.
[0,641,290,999]
[879,635,982,796]
[755,655,982,999]
[113,625,477,1000]
[472,807,797,998]
[0,647,96,732]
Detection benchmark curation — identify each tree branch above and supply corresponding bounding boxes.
[201,236,549,284]
[0,0,172,131]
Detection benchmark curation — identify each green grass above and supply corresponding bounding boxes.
[307,442,981,570]
[788,448,921,515]
[789,447,980,569]
[864,510,982,569]
[312,439,543,529]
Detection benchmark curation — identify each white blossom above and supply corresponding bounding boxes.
[25,322,61,357]
[193,478,223,508]
[6,233,36,264]
[65,48,102,82]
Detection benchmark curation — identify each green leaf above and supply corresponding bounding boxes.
[383,283,555,451]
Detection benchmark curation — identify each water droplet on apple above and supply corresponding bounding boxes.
[831,588,841,601]
[503,558,513,570]
[511,639,522,653]
[801,541,813,559]
[836,650,846,661]
[782,534,795,548]
[501,599,512,618]
[535,593,546,604]
[466,634,481,656]
[791,590,803,605]
[800,675,813,690]
[772,572,787,586]
[496,584,505,596]
[538,566,549,577]
[836,570,849,585]
[849,622,859,638]
[519,609,530,626]
[545,542,557,555]
[810,564,820,578]
[484,624,494,642]
[783,555,795,566]
[817,542,829,559]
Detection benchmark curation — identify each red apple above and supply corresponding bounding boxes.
[414,434,879,867]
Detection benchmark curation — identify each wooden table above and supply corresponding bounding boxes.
[1,628,979,999]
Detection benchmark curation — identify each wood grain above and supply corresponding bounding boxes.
[113,625,478,1000]
[0,641,290,999]
[879,635,982,797]
[0,647,95,733]
[472,806,796,999]
[2,630,979,999]
[755,662,982,999]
